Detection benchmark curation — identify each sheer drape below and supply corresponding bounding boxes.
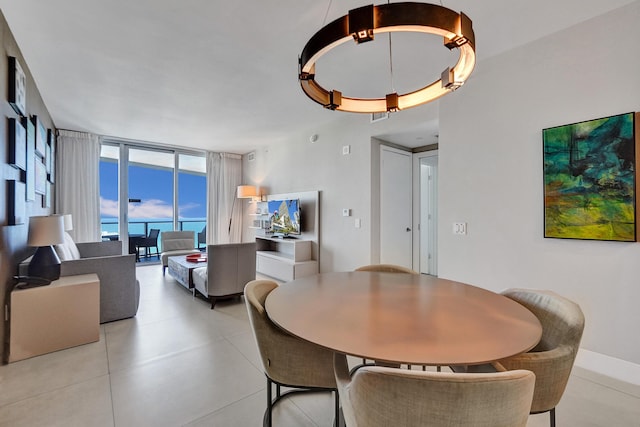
[55,130,101,243]
[206,152,242,244]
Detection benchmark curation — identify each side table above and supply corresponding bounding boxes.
[8,273,100,363]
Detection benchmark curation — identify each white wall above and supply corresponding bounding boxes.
[439,2,640,364]
[242,101,438,272]
[242,116,372,273]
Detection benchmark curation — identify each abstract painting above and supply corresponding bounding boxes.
[543,112,637,241]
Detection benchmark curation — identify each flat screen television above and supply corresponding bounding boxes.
[267,198,301,236]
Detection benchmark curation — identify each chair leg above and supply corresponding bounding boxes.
[162,266,166,276]
[266,377,273,427]
[334,390,340,427]
[550,408,556,427]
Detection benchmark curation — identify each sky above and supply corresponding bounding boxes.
[100,160,206,220]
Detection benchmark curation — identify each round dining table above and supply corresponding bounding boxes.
[265,271,542,366]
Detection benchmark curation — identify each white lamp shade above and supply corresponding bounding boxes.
[28,215,65,246]
[62,214,73,231]
[52,213,73,231]
[237,185,259,199]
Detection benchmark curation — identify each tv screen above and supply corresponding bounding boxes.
[268,199,301,235]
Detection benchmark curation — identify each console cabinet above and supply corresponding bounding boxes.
[8,273,100,362]
[256,236,318,282]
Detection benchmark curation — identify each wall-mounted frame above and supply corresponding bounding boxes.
[7,180,26,225]
[33,116,46,158]
[45,138,52,174]
[35,158,47,195]
[43,182,52,208]
[543,112,638,242]
[25,116,36,201]
[47,129,56,183]
[8,117,27,170]
[8,56,26,116]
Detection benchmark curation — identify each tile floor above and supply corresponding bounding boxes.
[1,264,639,426]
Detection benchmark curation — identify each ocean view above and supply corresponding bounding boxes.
[99,149,207,248]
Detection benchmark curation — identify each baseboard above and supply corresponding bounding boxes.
[573,348,640,398]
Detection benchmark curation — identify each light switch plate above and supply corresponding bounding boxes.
[453,222,467,235]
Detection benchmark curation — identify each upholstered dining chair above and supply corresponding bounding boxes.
[354,264,418,369]
[496,289,585,427]
[334,352,535,427]
[355,264,418,274]
[244,280,339,427]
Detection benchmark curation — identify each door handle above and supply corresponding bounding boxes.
[406,227,411,232]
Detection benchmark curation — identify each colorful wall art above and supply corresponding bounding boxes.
[543,112,637,241]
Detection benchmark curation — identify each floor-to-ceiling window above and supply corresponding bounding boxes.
[177,154,207,236]
[99,142,206,255]
[127,148,175,239]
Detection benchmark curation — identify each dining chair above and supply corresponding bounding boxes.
[334,352,535,427]
[244,279,339,427]
[496,289,585,427]
[197,226,206,250]
[355,264,418,274]
[137,228,160,258]
[354,264,418,369]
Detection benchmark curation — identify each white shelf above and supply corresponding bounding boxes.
[255,236,317,281]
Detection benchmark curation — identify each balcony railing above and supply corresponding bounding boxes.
[101,218,205,252]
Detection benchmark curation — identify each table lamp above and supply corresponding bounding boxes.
[27,215,65,281]
[62,213,73,231]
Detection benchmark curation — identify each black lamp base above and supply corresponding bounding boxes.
[28,245,61,281]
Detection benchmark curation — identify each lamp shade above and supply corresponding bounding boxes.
[237,185,259,199]
[62,214,73,231]
[28,215,65,247]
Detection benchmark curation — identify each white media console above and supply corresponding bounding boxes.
[255,236,318,281]
[252,190,320,282]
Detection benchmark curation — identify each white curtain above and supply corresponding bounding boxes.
[206,152,242,244]
[55,130,101,243]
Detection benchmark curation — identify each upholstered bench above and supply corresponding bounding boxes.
[160,230,201,275]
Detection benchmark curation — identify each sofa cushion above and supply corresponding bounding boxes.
[193,266,208,292]
[55,232,81,261]
[163,238,195,251]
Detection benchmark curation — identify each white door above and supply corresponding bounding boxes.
[419,154,438,275]
[380,146,413,269]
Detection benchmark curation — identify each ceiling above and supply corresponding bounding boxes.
[0,0,635,153]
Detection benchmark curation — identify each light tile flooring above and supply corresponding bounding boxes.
[1,265,639,426]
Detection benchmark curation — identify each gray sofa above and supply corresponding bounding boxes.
[160,230,201,275]
[56,237,140,323]
[193,242,256,309]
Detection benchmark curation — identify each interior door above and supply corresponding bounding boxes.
[419,154,438,275]
[380,145,413,269]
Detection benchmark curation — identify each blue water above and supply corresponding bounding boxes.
[101,217,206,249]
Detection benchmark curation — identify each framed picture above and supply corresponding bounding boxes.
[25,116,35,201]
[8,117,27,170]
[48,129,56,183]
[7,180,26,225]
[45,139,52,173]
[43,182,52,208]
[35,158,47,195]
[33,116,46,158]
[8,56,26,116]
[543,112,637,241]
